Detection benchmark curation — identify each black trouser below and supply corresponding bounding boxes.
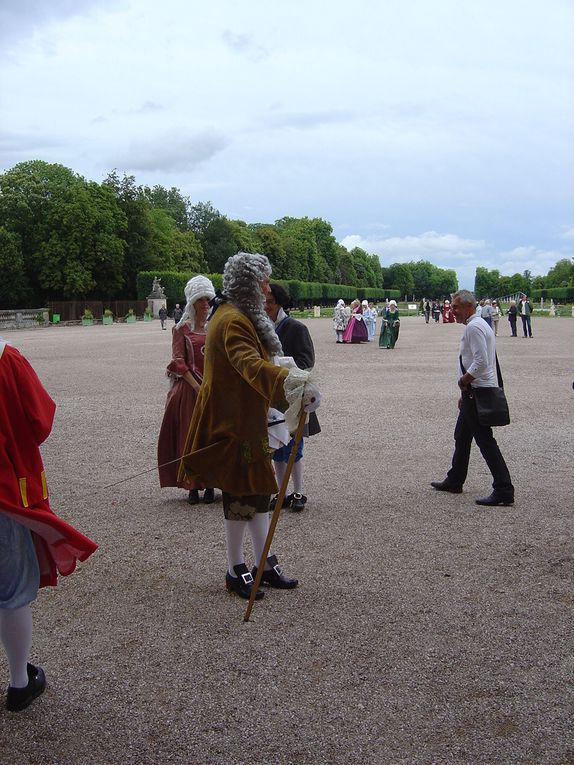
[446,392,514,498]
[509,317,517,336]
[520,314,532,337]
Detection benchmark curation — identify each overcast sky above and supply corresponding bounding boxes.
[1,0,573,288]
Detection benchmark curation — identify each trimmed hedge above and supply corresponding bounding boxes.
[532,287,574,301]
[137,271,399,306]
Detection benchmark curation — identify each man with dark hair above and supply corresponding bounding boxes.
[517,294,533,338]
[264,283,320,512]
[430,290,515,506]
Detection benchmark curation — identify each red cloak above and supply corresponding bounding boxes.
[0,341,97,587]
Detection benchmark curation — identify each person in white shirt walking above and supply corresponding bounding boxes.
[431,290,515,506]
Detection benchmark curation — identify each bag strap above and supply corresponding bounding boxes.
[459,353,504,388]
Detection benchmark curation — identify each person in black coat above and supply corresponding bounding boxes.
[264,284,321,512]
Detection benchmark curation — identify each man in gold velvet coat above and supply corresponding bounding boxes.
[181,253,321,600]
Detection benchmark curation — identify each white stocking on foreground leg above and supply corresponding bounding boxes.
[248,513,273,571]
[274,460,288,492]
[225,520,247,577]
[292,459,304,495]
[0,605,33,688]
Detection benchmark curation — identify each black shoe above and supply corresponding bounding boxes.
[252,554,298,589]
[187,489,200,505]
[430,480,463,494]
[291,493,307,512]
[475,492,514,506]
[6,664,46,712]
[269,493,293,512]
[202,488,215,504]
[225,564,264,600]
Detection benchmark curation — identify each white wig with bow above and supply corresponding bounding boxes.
[176,275,216,330]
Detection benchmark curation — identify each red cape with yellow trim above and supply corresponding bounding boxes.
[0,342,97,586]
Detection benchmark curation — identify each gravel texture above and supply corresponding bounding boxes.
[0,316,573,765]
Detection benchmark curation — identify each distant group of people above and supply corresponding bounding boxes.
[421,299,455,324]
[476,295,533,338]
[333,299,400,348]
[158,303,183,330]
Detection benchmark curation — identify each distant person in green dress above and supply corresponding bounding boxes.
[379,300,400,349]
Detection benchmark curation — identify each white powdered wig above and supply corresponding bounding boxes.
[223,252,282,356]
[176,275,216,330]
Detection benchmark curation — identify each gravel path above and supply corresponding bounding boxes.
[1,316,573,765]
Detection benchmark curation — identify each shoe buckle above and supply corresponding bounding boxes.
[241,571,254,585]
[272,564,282,577]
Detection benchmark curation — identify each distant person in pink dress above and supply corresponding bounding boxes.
[342,299,368,343]
[158,275,216,505]
[442,300,456,323]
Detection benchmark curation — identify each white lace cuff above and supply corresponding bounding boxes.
[283,366,312,432]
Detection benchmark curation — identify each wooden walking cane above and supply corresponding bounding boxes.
[244,406,307,622]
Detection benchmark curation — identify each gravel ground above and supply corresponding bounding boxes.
[0,316,573,765]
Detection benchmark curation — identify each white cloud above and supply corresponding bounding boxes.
[112,129,228,173]
[340,231,485,262]
[221,30,268,61]
[497,246,569,277]
[0,0,123,45]
[561,227,574,240]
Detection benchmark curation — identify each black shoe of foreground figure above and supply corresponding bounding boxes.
[269,493,293,512]
[188,489,200,505]
[291,493,307,512]
[202,488,215,504]
[475,492,514,506]
[225,564,264,600]
[6,664,46,712]
[252,554,298,589]
[430,480,463,494]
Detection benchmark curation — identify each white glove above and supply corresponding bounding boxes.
[283,366,311,432]
[274,355,297,369]
[303,382,321,413]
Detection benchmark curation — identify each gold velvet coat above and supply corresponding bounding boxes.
[180,302,289,495]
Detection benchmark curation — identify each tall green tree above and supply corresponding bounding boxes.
[103,171,157,298]
[386,263,415,298]
[188,201,222,238]
[250,224,288,277]
[545,258,574,287]
[338,246,357,286]
[0,161,126,300]
[140,184,191,230]
[0,227,30,307]
[474,267,500,298]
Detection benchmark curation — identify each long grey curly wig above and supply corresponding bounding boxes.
[223,252,282,356]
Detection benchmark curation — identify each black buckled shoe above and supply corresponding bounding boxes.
[187,489,200,505]
[252,554,298,589]
[269,493,294,512]
[225,564,264,600]
[291,493,307,511]
[430,480,463,494]
[6,664,46,712]
[475,492,514,506]
[202,488,215,504]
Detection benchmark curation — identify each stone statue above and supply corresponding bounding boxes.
[149,277,166,299]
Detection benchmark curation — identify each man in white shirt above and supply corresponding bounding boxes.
[431,289,514,506]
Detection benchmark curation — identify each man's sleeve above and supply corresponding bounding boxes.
[466,325,489,379]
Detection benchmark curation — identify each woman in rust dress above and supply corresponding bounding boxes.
[158,275,215,505]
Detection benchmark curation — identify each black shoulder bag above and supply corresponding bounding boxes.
[459,354,510,427]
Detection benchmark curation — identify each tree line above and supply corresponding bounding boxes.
[474,261,574,301]
[1,159,458,308]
